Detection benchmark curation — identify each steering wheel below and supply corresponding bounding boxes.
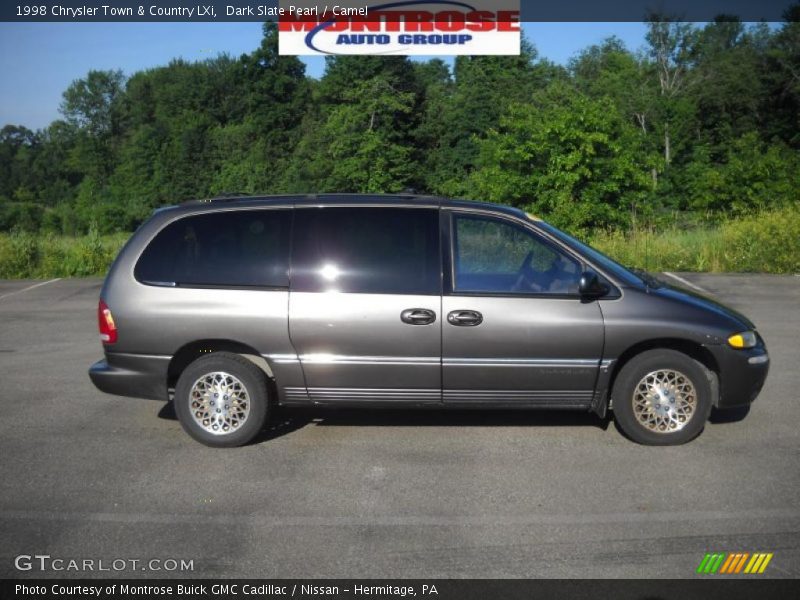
[513,251,578,293]
[512,251,546,292]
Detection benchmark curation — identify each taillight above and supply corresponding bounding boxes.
[98,299,117,344]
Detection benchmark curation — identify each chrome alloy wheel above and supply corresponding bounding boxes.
[632,369,697,433]
[189,371,250,435]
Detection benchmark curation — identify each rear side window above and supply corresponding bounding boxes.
[135,210,291,288]
[291,207,440,295]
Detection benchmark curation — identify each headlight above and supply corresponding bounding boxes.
[728,331,757,349]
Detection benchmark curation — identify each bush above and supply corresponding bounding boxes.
[0,232,40,278]
[719,205,800,273]
[0,231,127,278]
[589,205,800,273]
[0,207,797,279]
[0,202,43,233]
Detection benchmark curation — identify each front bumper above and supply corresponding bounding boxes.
[708,343,770,409]
[88,352,170,401]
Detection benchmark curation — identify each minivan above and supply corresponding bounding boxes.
[89,194,769,446]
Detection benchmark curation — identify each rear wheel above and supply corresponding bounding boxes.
[174,352,268,447]
[612,349,713,445]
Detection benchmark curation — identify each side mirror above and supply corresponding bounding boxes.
[579,271,609,299]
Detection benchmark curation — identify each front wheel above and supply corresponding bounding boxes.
[174,352,269,447]
[612,349,713,445]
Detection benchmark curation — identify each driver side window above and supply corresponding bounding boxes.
[452,214,581,295]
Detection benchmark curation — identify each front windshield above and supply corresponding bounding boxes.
[533,219,648,288]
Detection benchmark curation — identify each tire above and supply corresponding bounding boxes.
[611,349,713,445]
[174,352,269,447]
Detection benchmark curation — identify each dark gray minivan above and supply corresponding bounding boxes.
[89,194,769,447]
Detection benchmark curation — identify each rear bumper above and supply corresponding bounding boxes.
[88,352,170,401]
[709,343,770,409]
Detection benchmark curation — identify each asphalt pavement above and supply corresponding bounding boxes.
[0,274,798,578]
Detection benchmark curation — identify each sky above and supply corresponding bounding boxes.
[0,22,649,131]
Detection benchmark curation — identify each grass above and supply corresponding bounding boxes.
[589,205,800,274]
[0,206,798,279]
[0,230,128,279]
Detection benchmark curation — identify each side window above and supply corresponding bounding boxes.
[452,214,581,295]
[135,210,291,287]
[292,207,440,295]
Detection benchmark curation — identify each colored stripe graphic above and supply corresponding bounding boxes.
[719,553,736,573]
[744,553,774,574]
[720,553,749,573]
[699,552,773,574]
[745,554,760,573]
[697,553,727,573]
[759,554,773,573]
[696,553,712,573]
[710,553,726,573]
[734,553,750,573]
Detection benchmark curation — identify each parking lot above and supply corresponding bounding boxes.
[0,274,798,578]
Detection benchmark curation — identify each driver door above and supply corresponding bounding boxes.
[441,210,605,407]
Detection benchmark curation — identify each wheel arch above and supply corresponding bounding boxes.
[607,338,721,409]
[167,339,273,390]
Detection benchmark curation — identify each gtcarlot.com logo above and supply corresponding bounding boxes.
[14,554,194,572]
[696,552,773,574]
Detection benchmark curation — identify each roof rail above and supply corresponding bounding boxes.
[182,192,253,205]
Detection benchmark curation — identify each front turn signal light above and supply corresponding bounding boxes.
[728,331,757,349]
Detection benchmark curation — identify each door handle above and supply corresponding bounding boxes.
[400,308,436,325]
[447,310,483,327]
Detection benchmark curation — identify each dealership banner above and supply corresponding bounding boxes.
[277,1,520,56]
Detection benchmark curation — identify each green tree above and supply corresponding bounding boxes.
[645,17,698,169]
[315,77,416,192]
[762,6,800,145]
[691,18,765,148]
[683,132,800,215]
[571,37,663,190]
[1,16,799,239]
[429,38,563,196]
[60,70,125,183]
[470,82,653,234]
[283,52,422,193]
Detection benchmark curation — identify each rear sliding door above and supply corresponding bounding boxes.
[287,206,442,405]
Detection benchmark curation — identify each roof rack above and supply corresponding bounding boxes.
[179,192,447,207]
[183,192,253,205]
